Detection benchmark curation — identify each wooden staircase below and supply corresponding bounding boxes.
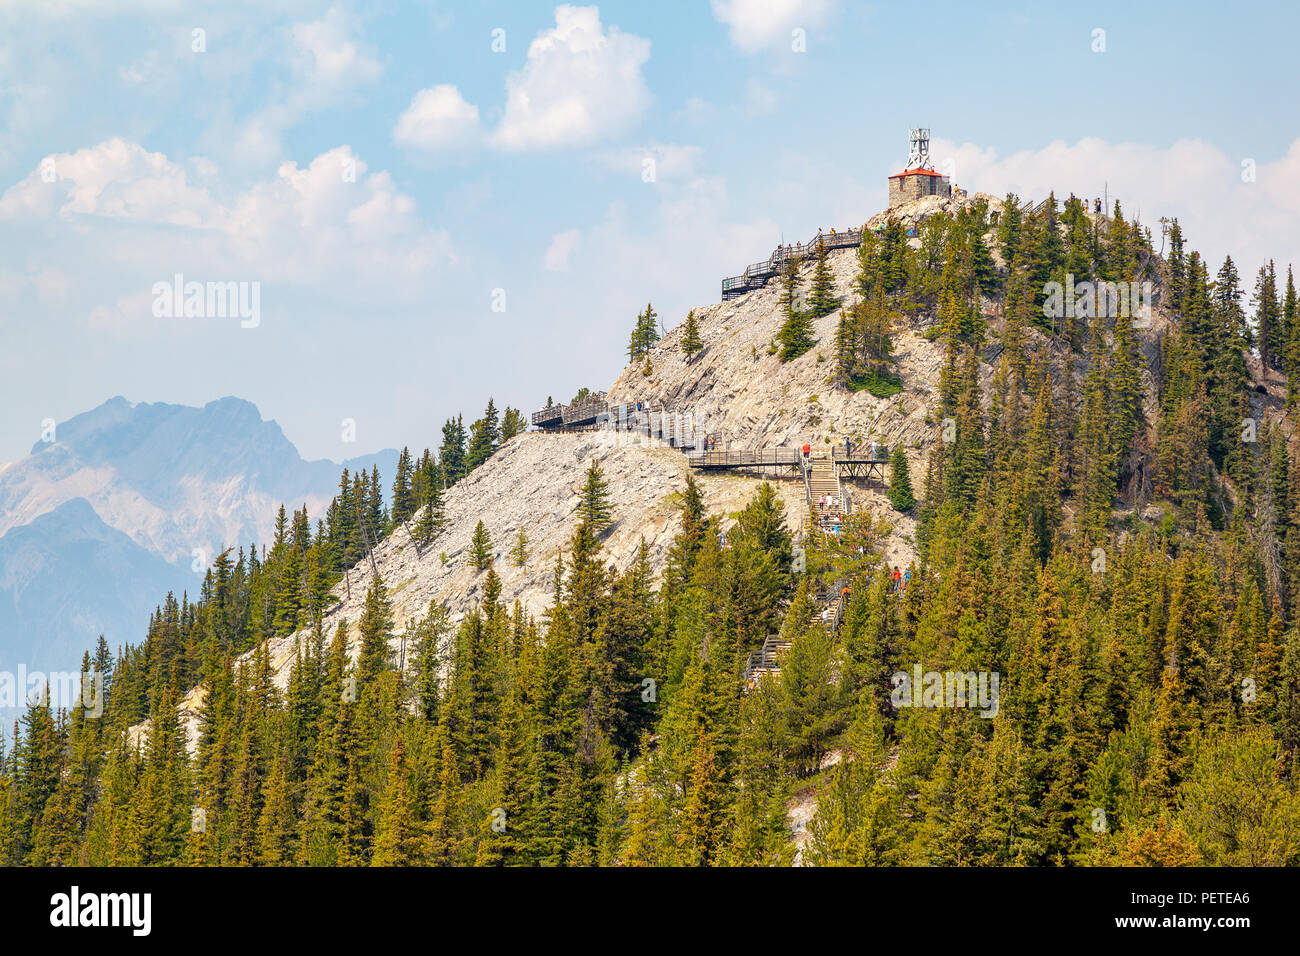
[807,455,840,499]
[743,635,792,688]
[806,454,847,533]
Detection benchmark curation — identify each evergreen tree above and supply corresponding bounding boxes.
[680,309,703,358]
[497,407,524,442]
[777,256,815,361]
[357,576,394,682]
[627,303,661,362]
[465,399,501,472]
[372,736,424,865]
[510,528,530,567]
[807,238,839,318]
[471,521,493,572]
[440,416,468,485]
[411,482,444,550]
[578,461,614,535]
[887,446,915,511]
[390,447,415,526]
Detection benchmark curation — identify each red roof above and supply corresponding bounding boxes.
[889,168,946,178]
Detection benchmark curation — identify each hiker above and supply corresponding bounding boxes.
[892,567,901,591]
[904,569,912,590]
[845,438,852,457]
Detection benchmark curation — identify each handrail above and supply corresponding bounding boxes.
[723,226,869,299]
[685,447,800,468]
[530,404,566,426]
[831,444,889,463]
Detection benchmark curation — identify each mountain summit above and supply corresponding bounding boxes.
[0,396,397,674]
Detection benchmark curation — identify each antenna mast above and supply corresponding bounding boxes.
[906,128,931,170]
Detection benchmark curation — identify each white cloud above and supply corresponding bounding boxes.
[591,143,703,181]
[569,174,778,334]
[674,96,714,125]
[291,7,383,91]
[544,229,581,271]
[745,77,779,117]
[931,135,1300,282]
[393,84,482,152]
[711,0,832,53]
[490,5,652,151]
[0,138,214,225]
[232,7,383,166]
[0,139,454,314]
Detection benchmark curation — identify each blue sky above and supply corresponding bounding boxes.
[2,0,1298,464]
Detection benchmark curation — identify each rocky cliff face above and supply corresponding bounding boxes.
[0,396,397,563]
[0,498,186,678]
[607,242,943,455]
[160,430,809,750]
[146,193,1030,747]
[0,395,397,679]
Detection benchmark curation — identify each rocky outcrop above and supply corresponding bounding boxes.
[155,430,809,751]
[142,194,1017,750]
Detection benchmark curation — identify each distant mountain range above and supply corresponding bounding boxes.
[0,396,397,680]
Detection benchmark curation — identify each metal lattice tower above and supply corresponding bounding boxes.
[905,128,931,170]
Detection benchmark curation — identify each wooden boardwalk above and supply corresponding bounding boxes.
[531,397,700,449]
[831,444,889,484]
[684,447,801,472]
[721,226,867,301]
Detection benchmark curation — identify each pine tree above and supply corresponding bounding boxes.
[465,399,501,472]
[510,528,530,567]
[1283,266,1299,400]
[411,482,444,549]
[887,446,915,511]
[471,521,493,571]
[390,447,415,526]
[680,309,703,359]
[578,461,614,534]
[500,407,527,443]
[777,256,815,361]
[1253,261,1281,372]
[627,303,660,362]
[807,238,839,318]
[372,736,424,866]
[357,575,394,681]
[440,415,468,485]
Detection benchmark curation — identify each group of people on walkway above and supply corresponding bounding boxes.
[815,493,843,536]
[863,565,912,592]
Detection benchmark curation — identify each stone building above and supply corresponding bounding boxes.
[887,127,952,207]
[888,167,951,207]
